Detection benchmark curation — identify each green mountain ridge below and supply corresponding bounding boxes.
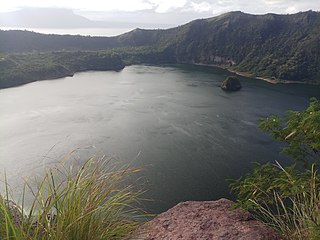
[116,10,320,82]
[0,51,124,88]
[0,10,320,86]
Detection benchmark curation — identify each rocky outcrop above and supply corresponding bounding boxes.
[133,199,281,240]
[221,76,242,91]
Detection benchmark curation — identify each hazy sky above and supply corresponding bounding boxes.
[1,0,319,28]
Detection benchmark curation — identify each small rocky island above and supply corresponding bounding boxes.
[221,76,242,91]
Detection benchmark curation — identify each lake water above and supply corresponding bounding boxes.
[0,65,319,213]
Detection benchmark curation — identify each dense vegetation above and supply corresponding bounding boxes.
[1,11,320,84]
[0,51,124,88]
[231,98,320,239]
[0,158,143,239]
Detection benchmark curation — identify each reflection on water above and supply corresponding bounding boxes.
[0,65,319,213]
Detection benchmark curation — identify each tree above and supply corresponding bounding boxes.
[259,97,320,163]
[230,98,320,240]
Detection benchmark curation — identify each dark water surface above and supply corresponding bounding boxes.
[0,65,319,213]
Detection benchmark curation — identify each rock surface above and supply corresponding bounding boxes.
[133,198,281,240]
[221,76,242,91]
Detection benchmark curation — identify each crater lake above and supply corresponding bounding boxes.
[0,64,319,213]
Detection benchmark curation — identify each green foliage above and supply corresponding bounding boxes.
[259,97,320,162]
[1,11,320,83]
[230,98,320,239]
[0,157,144,239]
[0,51,124,88]
[230,162,320,239]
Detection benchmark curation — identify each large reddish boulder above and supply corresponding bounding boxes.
[133,198,281,240]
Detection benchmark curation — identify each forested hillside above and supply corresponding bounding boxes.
[0,10,320,84]
[0,51,124,88]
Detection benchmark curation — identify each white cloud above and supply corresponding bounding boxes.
[1,0,189,13]
[78,1,153,12]
[148,0,188,13]
[0,0,154,12]
[285,6,297,13]
[217,0,234,7]
[0,0,319,15]
[1,0,319,30]
[190,1,213,13]
[264,0,285,4]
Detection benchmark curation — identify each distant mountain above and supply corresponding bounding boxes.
[0,10,320,83]
[0,8,171,29]
[0,8,93,28]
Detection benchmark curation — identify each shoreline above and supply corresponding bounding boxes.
[192,63,310,85]
[1,62,318,90]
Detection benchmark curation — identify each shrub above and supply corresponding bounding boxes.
[230,98,320,240]
[230,162,320,239]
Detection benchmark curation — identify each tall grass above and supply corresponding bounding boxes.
[231,162,320,240]
[0,157,145,239]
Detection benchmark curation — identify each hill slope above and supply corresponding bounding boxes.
[0,51,124,88]
[0,11,320,83]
